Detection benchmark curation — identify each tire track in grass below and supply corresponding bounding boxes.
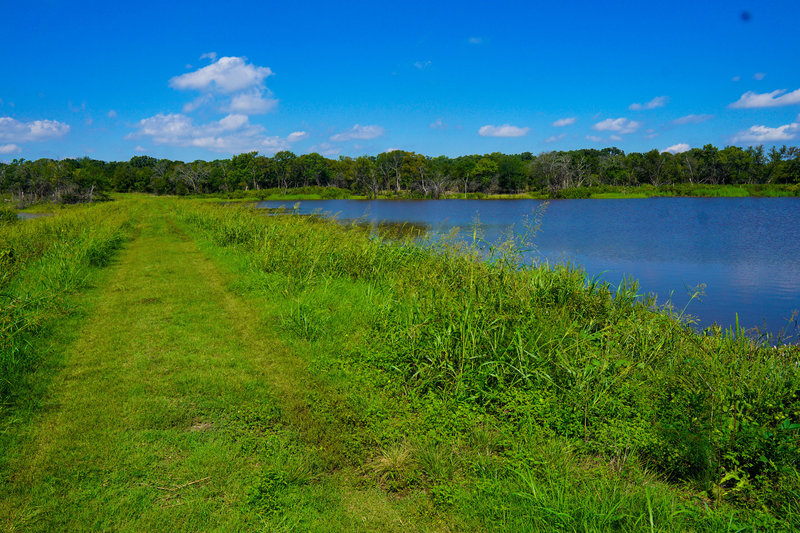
[0,209,440,531]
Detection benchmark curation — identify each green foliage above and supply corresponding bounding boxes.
[0,207,17,226]
[3,143,799,201]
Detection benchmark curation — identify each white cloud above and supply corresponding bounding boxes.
[225,90,278,114]
[414,60,432,70]
[731,121,799,143]
[609,134,623,141]
[287,131,309,142]
[128,112,294,154]
[643,129,658,139]
[107,110,118,119]
[478,124,529,137]
[182,94,213,113]
[200,52,218,62]
[593,117,640,134]
[430,118,447,130]
[629,96,668,111]
[729,88,800,108]
[544,133,566,143]
[468,37,483,44]
[753,72,766,80]
[0,117,71,143]
[552,117,576,127]
[0,143,21,154]
[662,143,691,154]
[672,114,713,125]
[134,145,147,152]
[330,124,385,142]
[310,142,340,156]
[169,56,273,93]
[731,76,741,82]
[586,135,603,142]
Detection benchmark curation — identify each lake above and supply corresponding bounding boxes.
[256,198,800,341]
[16,212,51,220]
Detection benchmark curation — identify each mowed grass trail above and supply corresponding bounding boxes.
[0,209,440,531]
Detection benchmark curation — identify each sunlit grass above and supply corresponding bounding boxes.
[2,196,798,530]
[179,199,800,529]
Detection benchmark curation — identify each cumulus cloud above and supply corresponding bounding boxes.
[593,117,640,134]
[287,131,309,142]
[127,112,294,154]
[169,56,273,93]
[672,114,713,125]
[586,135,603,142]
[629,96,668,111]
[0,117,71,143]
[310,142,340,156]
[729,88,800,108]
[552,117,576,127]
[225,90,278,114]
[731,120,799,143]
[330,124,385,142]
[0,143,21,154]
[478,124,529,137]
[662,143,691,154]
[107,110,118,119]
[182,94,213,113]
[544,133,566,143]
[200,52,218,62]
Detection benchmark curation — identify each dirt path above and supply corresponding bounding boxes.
[0,211,436,531]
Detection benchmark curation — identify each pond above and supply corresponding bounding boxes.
[256,198,800,341]
[16,212,52,220]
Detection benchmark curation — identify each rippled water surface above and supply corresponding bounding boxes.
[257,198,800,339]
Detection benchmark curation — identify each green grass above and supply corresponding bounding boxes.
[582,183,798,199]
[2,196,798,530]
[0,198,448,531]
[177,200,800,530]
[590,192,650,199]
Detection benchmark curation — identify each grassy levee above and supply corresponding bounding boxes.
[0,200,134,402]
[178,200,800,530]
[1,198,447,531]
[2,196,798,530]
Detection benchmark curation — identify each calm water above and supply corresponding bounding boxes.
[256,198,800,340]
[16,212,51,220]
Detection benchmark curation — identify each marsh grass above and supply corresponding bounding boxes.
[180,200,800,529]
[0,201,133,400]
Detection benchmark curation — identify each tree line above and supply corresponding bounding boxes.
[2,144,799,203]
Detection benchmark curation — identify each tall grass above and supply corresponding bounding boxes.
[180,201,800,527]
[0,201,134,400]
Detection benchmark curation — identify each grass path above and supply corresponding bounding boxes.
[0,210,439,531]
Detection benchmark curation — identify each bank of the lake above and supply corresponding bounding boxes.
[202,183,799,203]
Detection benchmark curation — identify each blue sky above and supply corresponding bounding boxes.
[2,0,799,162]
